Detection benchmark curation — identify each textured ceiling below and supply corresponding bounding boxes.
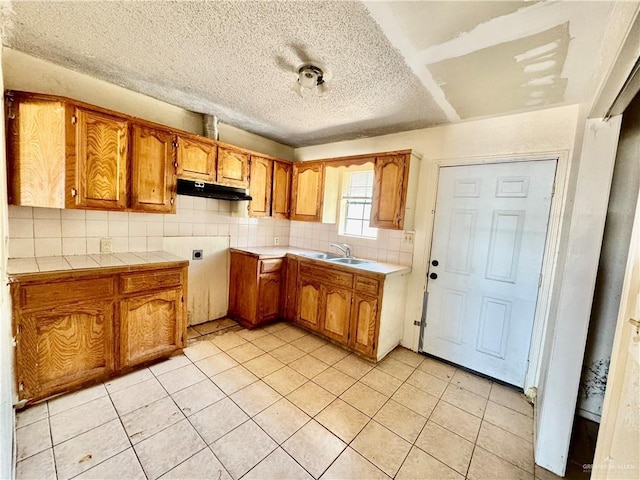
[2,1,619,147]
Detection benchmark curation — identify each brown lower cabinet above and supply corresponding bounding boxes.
[291,259,380,357]
[11,262,188,405]
[229,250,382,359]
[228,250,284,328]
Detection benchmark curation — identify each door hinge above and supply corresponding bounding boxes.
[551,184,556,197]
[71,115,77,125]
[538,274,543,287]
[413,320,421,327]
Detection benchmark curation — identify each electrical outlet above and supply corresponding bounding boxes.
[100,238,112,253]
[274,237,280,245]
[403,231,414,244]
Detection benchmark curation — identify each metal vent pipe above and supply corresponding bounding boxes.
[203,114,219,141]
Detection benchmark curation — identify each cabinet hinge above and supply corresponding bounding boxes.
[71,188,77,197]
[12,336,17,347]
[18,382,24,392]
[172,141,178,148]
[71,115,77,125]
[6,97,15,120]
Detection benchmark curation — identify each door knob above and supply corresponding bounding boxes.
[431,260,439,267]
[430,273,438,279]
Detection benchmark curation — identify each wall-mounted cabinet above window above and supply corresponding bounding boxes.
[291,149,418,231]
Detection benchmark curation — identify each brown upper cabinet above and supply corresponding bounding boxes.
[5,91,177,213]
[175,133,217,183]
[6,92,132,211]
[130,124,177,213]
[74,107,129,210]
[371,154,410,230]
[272,160,292,219]
[290,161,324,222]
[217,145,249,188]
[248,156,273,217]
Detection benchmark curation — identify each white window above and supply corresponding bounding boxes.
[340,170,377,239]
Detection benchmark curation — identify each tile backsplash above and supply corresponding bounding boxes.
[7,196,290,258]
[8,198,413,266]
[289,221,413,266]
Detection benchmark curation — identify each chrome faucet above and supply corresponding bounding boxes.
[330,243,351,258]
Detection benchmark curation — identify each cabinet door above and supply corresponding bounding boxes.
[74,108,128,210]
[130,124,176,213]
[349,294,379,357]
[272,161,292,219]
[120,289,183,369]
[296,276,321,331]
[176,134,217,182]
[284,257,299,321]
[6,94,69,208]
[291,162,324,222]
[258,273,281,322]
[249,156,273,217]
[16,301,115,401]
[371,155,409,230]
[217,146,249,188]
[320,285,352,344]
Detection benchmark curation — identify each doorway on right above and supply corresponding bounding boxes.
[420,159,556,387]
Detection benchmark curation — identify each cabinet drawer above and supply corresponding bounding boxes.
[21,277,115,309]
[120,269,183,294]
[260,259,283,273]
[355,275,380,296]
[299,264,353,289]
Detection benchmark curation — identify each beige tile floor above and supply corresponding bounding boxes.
[15,319,560,480]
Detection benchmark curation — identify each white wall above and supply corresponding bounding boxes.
[0,44,16,480]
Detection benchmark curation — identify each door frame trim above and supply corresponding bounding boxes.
[414,150,571,393]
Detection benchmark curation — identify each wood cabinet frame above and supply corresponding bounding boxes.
[11,262,188,405]
[6,90,179,214]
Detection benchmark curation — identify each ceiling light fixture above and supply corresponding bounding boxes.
[292,64,329,98]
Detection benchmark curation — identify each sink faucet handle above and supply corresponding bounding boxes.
[330,243,351,257]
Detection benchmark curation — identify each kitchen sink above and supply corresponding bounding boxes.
[299,252,342,260]
[327,257,370,265]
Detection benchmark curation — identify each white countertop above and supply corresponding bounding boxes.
[8,251,186,275]
[232,246,412,276]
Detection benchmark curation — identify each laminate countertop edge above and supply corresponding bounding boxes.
[230,247,412,277]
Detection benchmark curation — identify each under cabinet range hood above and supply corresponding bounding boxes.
[176,179,252,201]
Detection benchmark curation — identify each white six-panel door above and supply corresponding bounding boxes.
[422,160,556,387]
